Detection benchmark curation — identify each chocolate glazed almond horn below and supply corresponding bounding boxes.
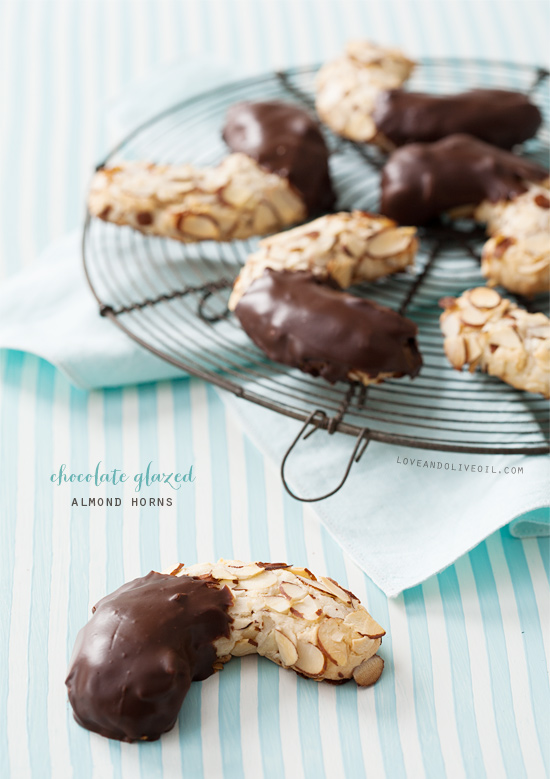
[88,152,306,242]
[228,211,418,310]
[66,561,385,742]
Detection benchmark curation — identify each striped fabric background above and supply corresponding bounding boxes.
[0,1,549,777]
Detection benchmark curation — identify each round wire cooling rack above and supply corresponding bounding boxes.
[83,58,550,500]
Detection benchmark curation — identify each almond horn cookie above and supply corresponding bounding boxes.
[440,287,550,397]
[234,269,422,385]
[88,152,307,243]
[228,210,418,310]
[173,560,385,686]
[474,181,550,298]
[315,40,415,145]
[66,561,385,742]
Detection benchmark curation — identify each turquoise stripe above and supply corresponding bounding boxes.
[0,352,25,779]
[206,386,246,779]
[403,586,447,779]
[469,541,527,779]
[67,383,93,778]
[437,566,486,779]
[499,529,550,776]
[320,530,366,779]
[27,359,56,779]
[536,537,550,588]
[64,0,84,234]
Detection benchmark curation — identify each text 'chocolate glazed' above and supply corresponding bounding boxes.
[372,88,542,150]
[223,100,335,215]
[381,134,548,225]
[235,269,422,384]
[65,572,233,742]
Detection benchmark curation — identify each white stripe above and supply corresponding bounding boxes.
[156,383,180,574]
[302,508,347,779]
[86,391,114,778]
[263,453,288,563]
[421,577,466,779]
[342,559,386,777]
[385,595,427,779]
[486,533,546,777]
[454,555,506,778]
[7,356,37,778]
[47,372,73,779]
[224,404,251,561]
[190,380,215,561]
[521,540,550,663]
[121,385,141,583]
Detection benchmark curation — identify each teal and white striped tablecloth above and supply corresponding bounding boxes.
[1,2,549,777]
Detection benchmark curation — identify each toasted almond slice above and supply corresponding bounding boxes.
[319,577,352,604]
[488,328,523,349]
[461,307,490,327]
[344,610,385,638]
[444,336,467,368]
[366,226,416,258]
[179,214,220,240]
[529,325,550,339]
[290,594,322,622]
[280,581,307,602]
[225,562,264,579]
[235,570,278,590]
[231,639,258,657]
[264,596,291,614]
[317,621,349,667]
[295,641,326,676]
[288,567,316,580]
[352,654,384,687]
[275,630,298,667]
[352,636,381,655]
[440,314,461,338]
[210,563,239,581]
[468,287,502,310]
[295,575,335,596]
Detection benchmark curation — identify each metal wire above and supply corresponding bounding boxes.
[83,58,550,461]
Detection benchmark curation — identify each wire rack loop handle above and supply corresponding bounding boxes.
[280,410,370,502]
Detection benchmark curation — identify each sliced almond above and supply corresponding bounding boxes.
[488,328,523,349]
[231,639,258,657]
[468,287,502,310]
[226,562,264,579]
[290,594,322,622]
[295,641,326,676]
[352,636,381,656]
[528,325,550,339]
[319,577,352,604]
[235,570,278,590]
[280,581,307,602]
[179,213,220,240]
[344,609,385,638]
[444,337,467,368]
[460,307,491,327]
[352,654,384,687]
[440,314,461,338]
[275,630,298,667]
[366,226,416,258]
[264,596,291,614]
[317,621,349,667]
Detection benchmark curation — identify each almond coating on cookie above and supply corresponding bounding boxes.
[315,40,415,144]
[475,181,550,297]
[440,287,550,397]
[228,211,418,310]
[88,153,306,242]
[171,560,385,686]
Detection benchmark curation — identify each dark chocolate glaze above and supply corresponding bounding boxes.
[65,572,233,742]
[222,100,335,214]
[372,88,542,149]
[380,134,548,225]
[235,269,422,384]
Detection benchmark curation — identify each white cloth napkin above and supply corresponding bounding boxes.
[1,61,548,596]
